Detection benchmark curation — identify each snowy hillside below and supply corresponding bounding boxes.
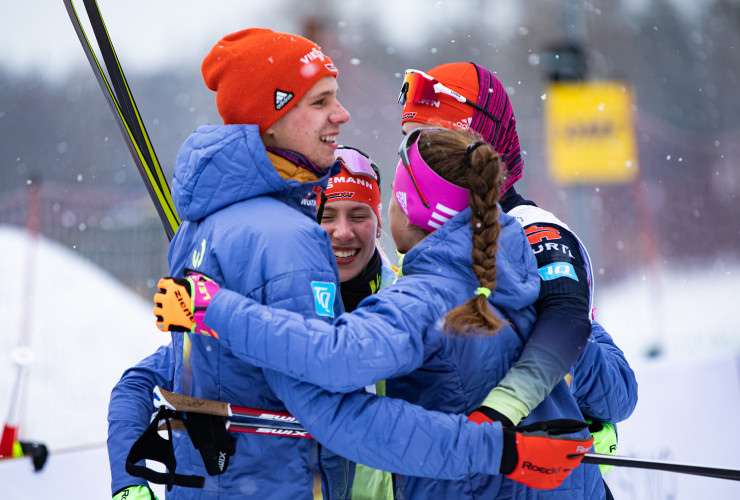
[594,263,740,361]
[0,225,168,452]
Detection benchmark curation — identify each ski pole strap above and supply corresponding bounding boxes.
[181,411,235,476]
[126,407,205,490]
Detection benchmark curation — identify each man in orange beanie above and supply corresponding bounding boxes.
[108,27,357,500]
[201,27,347,169]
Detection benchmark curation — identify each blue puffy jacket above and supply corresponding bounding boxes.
[206,206,608,499]
[571,322,638,424]
[109,124,350,499]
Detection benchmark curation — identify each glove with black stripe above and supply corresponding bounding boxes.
[500,419,593,490]
[153,269,220,338]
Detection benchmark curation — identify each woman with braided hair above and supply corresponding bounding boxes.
[155,126,606,498]
[411,128,507,337]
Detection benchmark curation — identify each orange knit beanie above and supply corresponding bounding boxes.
[201,28,338,134]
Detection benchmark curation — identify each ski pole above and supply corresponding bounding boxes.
[153,386,302,426]
[160,417,312,439]
[582,452,740,482]
[0,347,35,458]
[154,387,740,481]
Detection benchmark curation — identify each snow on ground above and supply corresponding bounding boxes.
[594,263,740,362]
[0,225,168,452]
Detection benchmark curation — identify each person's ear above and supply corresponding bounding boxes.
[376,228,382,238]
[261,123,278,146]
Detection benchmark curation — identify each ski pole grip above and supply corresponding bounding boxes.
[153,387,232,417]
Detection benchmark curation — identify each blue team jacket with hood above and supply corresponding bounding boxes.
[109,123,351,499]
[205,204,609,499]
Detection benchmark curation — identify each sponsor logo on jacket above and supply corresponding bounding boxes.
[311,281,336,317]
[532,242,575,258]
[538,262,579,282]
[192,238,206,268]
[525,225,562,244]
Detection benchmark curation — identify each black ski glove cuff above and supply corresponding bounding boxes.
[477,406,515,428]
[500,428,518,474]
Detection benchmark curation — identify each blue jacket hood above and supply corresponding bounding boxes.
[402,206,540,313]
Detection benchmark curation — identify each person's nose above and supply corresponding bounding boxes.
[330,100,351,125]
[331,216,353,241]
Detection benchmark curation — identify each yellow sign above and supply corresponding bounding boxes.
[545,81,638,184]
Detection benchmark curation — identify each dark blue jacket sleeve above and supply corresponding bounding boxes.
[570,321,638,423]
[107,344,175,495]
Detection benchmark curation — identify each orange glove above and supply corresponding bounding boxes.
[153,270,220,337]
[500,419,593,490]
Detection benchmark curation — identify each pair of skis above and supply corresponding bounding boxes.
[155,386,740,482]
[2,0,179,473]
[63,0,180,241]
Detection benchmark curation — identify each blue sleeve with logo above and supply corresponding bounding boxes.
[525,222,591,363]
[205,285,429,393]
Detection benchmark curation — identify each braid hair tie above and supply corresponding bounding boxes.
[466,141,487,161]
[476,287,491,298]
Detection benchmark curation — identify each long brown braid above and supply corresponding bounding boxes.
[415,127,506,337]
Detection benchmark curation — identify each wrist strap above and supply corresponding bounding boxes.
[126,407,205,490]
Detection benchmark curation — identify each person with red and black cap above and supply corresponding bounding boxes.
[321,147,395,310]
[320,147,399,499]
[399,63,637,498]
